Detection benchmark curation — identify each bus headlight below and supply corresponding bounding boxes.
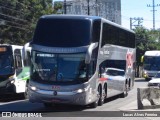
[30,86,37,91]
[74,85,90,93]
[9,75,15,84]
[144,71,147,74]
[77,89,83,93]
[143,71,148,77]
[11,80,15,84]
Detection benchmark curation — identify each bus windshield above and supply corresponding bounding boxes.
[144,56,160,71]
[31,51,88,84]
[0,54,14,75]
[32,18,91,47]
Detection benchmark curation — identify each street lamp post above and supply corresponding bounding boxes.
[64,0,67,14]
[87,0,90,15]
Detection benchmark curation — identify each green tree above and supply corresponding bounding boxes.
[53,2,63,14]
[134,27,160,65]
[0,0,53,45]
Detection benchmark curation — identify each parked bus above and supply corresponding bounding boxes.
[0,44,30,98]
[23,15,136,108]
[142,51,160,81]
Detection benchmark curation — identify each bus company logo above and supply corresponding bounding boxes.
[52,86,60,90]
[104,49,110,55]
[100,51,104,55]
[126,51,133,68]
[53,91,58,96]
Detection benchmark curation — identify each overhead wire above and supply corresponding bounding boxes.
[0,1,31,24]
[0,13,29,23]
[1,24,29,31]
[0,18,29,28]
[121,15,160,22]
[0,5,25,15]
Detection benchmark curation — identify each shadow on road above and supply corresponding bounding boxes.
[0,94,24,102]
[0,99,86,112]
[135,78,148,83]
[0,95,122,113]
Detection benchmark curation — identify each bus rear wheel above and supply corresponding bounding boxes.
[98,85,104,106]
[120,80,128,98]
[125,82,129,97]
[90,100,98,108]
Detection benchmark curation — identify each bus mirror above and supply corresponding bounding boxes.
[22,42,31,60]
[141,55,144,63]
[85,42,98,64]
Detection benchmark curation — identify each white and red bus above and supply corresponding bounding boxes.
[23,15,136,108]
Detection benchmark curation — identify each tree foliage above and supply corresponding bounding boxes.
[134,27,160,65]
[0,0,53,45]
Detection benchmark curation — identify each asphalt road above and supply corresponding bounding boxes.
[0,78,160,120]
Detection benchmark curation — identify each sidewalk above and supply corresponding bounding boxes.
[120,78,160,111]
[119,100,160,111]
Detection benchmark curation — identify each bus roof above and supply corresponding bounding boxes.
[101,18,135,34]
[40,14,135,34]
[40,14,101,21]
[144,51,160,56]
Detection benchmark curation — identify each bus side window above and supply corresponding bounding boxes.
[14,49,22,75]
[88,47,98,78]
[88,60,95,78]
[23,51,31,66]
[16,56,22,68]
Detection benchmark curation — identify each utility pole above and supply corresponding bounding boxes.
[147,0,160,30]
[64,0,67,14]
[95,0,98,16]
[87,0,90,15]
[130,17,143,30]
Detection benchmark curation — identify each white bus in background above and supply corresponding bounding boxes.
[142,51,160,81]
[23,15,136,108]
[0,44,30,98]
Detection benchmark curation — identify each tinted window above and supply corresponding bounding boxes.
[144,56,160,71]
[0,46,14,75]
[92,20,101,42]
[30,51,88,85]
[102,23,116,46]
[101,23,135,48]
[32,18,91,47]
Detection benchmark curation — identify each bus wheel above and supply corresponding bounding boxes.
[125,81,128,97]
[24,81,29,99]
[90,86,100,108]
[98,85,104,106]
[119,82,128,98]
[90,100,98,108]
[103,84,107,99]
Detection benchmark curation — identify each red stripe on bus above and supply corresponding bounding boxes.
[99,77,108,81]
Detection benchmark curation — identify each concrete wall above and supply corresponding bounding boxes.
[137,87,160,109]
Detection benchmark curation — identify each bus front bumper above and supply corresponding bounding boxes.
[28,87,95,105]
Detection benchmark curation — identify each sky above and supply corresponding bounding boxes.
[122,0,160,30]
[53,0,160,30]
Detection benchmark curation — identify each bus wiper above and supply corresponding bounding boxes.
[0,65,11,70]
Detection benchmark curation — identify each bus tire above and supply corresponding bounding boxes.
[90,100,98,108]
[90,85,102,108]
[104,83,107,99]
[24,81,29,99]
[125,81,128,97]
[128,79,131,90]
[120,80,128,98]
[98,85,104,106]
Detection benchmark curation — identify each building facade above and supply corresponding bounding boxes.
[55,0,121,25]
